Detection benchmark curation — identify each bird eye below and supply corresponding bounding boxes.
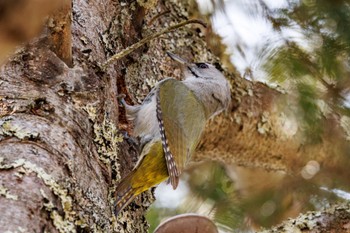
[196,63,209,69]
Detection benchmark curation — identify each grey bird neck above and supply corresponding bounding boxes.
[182,76,231,119]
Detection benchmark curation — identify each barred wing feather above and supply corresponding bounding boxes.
[156,78,206,189]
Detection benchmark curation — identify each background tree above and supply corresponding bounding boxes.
[0,0,349,232]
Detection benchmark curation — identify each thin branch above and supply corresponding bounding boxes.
[102,19,206,69]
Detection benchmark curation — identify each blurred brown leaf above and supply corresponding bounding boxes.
[0,0,63,63]
[154,214,218,233]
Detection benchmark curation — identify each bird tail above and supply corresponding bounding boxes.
[114,172,137,216]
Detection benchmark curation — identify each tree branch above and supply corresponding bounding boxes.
[260,202,350,233]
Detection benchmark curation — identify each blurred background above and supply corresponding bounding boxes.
[147,0,350,232]
[1,0,349,231]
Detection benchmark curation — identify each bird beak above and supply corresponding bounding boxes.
[167,52,191,66]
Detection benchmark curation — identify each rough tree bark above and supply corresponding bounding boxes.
[0,0,349,232]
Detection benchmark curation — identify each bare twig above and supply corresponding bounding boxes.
[102,19,206,69]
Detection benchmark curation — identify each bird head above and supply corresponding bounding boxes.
[167,52,226,81]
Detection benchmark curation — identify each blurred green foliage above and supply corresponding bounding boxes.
[187,162,243,230]
[262,0,350,135]
[147,162,245,232]
[147,162,345,232]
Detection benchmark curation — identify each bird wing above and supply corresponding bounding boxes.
[156,78,206,189]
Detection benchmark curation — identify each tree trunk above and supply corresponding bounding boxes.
[0,0,349,232]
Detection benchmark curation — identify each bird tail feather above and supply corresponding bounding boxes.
[114,172,136,216]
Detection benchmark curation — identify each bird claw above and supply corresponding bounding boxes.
[117,94,126,106]
[120,130,141,153]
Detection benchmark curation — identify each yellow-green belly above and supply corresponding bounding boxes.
[131,140,169,195]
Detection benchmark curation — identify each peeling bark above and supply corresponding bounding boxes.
[48,0,73,67]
